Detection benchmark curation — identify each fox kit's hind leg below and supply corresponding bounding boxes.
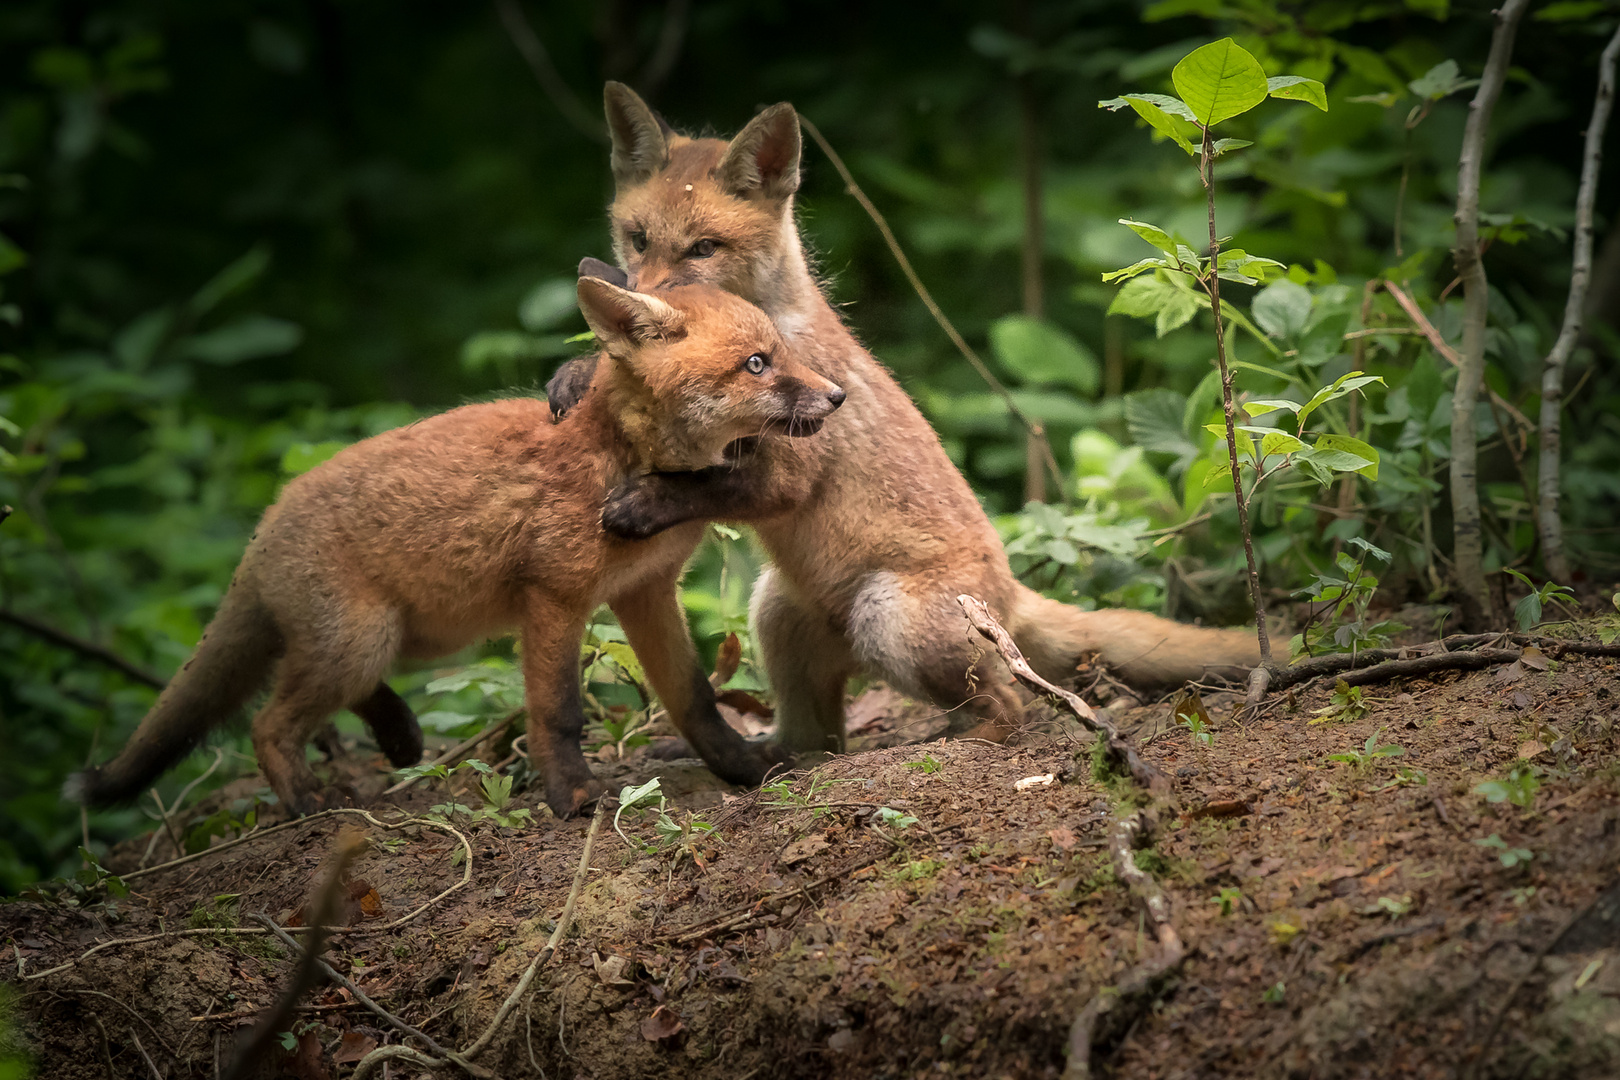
[844,574,1025,744]
[519,596,600,818]
[253,602,403,815]
[612,579,788,785]
[752,568,856,754]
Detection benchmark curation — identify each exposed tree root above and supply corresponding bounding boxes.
[956,593,1186,1078]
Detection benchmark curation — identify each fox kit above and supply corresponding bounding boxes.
[69,276,844,817]
[550,84,1258,755]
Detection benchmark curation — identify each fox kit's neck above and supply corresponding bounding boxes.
[590,356,719,475]
[759,209,821,340]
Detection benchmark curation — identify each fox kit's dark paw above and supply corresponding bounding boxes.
[601,480,665,541]
[546,355,598,421]
[545,776,607,819]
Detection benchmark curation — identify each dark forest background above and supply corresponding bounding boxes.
[3,0,1618,892]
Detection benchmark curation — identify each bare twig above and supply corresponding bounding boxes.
[1538,25,1620,583]
[254,914,490,1078]
[130,1028,164,1080]
[1450,0,1531,628]
[798,113,1069,504]
[25,809,473,982]
[956,594,1170,794]
[0,607,164,688]
[1382,282,1534,432]
[491,0,606,142]
[1063,812,1184,1079]
[1197,126,1270,663]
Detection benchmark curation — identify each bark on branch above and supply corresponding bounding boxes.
[1538,25,1620,583]
[0,607,164,689]
[1449,0,1531,629]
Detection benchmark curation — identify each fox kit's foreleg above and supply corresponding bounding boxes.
[519,596,602,818]
[350,682,424,768]
[601,457,801,540]
[750,567,855,754]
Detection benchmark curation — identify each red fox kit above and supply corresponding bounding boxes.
[549,84,1258,755]
[69,276,843,817]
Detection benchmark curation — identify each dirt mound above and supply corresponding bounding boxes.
[7,650,1620,1079]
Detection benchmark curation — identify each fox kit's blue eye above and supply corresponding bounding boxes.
[689,238,717,258]
[744,354,767,375]
[629,230,648,253]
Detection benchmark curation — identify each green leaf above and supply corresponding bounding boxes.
[1099,95,1199,155]
[1214,250,1286,286]
[1211,138,1253,156]
[1514,592,1543,631]
[1266,76,1328,111]
[1408,59,1479,101]
[989,314,1100,394]
[1293,445,1375,478]
[1252,280,1313,340]
[1243,398,1302,419]
[518,278,580,331]
[619,777,663,810]
[1171,38,1269,127]
[1260,430,1305,457]
[1313,434,1380,479]
[183,315,303,365]
[1102,257,1177,284]
[1296,372,1385,430]
[1109,275,1206,339]
[1120,219,1178,255]
[188,245,271,318]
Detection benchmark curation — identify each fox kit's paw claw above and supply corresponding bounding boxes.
[545,776,607,819]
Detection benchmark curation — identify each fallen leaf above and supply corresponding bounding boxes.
[641,1004,685,1043]
[285,1029,330,1080]
[1519,645,1549,671]
[1184,799,1252,821]
[1172,688,1211,727]
[1015,774,1055,792]
[710,632,742,686]
[1518,740,1548,759]
[593,953,637,987]
[845,685,910,734]
[350,880,384,919]
[1496,661,1524,683]
[780,833,831,866]
[717,700,772,739]
[332,1030,379,1064]
[1251,856,1285,878]
[1047,826,1078,852]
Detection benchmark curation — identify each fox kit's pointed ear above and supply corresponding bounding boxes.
[577,278,685,358]
[604,82,669,188]
[717,102,801,200]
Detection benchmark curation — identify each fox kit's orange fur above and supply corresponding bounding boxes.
[552,84,1258,755]
[70,278,843,817]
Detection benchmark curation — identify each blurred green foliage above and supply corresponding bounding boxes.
[2,0,1618,893]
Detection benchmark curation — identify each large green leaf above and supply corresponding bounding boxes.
[1107,274,1205,338]
[1171,39,1268,127]
[990,315,1100,394]
[1252,279,1314,340]
[1099,95,1199,155]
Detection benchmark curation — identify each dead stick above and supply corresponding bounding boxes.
[956,594,1169,795]
[1063,812,1184,1080]
[224,831,369,1080]
[1383,281,1533,431]
[130,1028,164,1080]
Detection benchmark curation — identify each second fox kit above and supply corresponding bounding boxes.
[551,84,1258,754]
[69,277,843,817]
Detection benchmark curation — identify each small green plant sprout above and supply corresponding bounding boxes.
[1291,539,1404,660]
[1509,886,1538,907]
[1474,765,1541,810]
[1360,895,1413,919]
[1101,40,1384,669]
[1474,834,1534,869]
[17,847,131,912]
[1174,690,1215,747]
[1325,729,1405,773]
[1373,766,1429,792]
[613,777,720,869]
[1262,981,1287,1005]
[905,754,943,775]
[1310,679,1372,724]
[1501,568,1578,632]
[1210,886,1243,916]
[873,806,919,830]
[470,772,532,829]
[1267,920,1302,948]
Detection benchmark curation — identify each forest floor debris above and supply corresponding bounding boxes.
[7,634,1620,1079]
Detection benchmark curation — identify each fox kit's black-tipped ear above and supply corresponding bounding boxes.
[717,102,801,200]
[604,82,669,188]
[577,277,685,358]
[578,256,629,289]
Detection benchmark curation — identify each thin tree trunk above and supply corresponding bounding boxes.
[1449,0,1530,629]
[1018,66,1047,505]
[1538,25,1620,584]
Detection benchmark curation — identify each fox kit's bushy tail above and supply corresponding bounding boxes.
[1008,583,1258,689]
[65,586,281,807]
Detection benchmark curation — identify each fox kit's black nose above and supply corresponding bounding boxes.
[826,386,846,409]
